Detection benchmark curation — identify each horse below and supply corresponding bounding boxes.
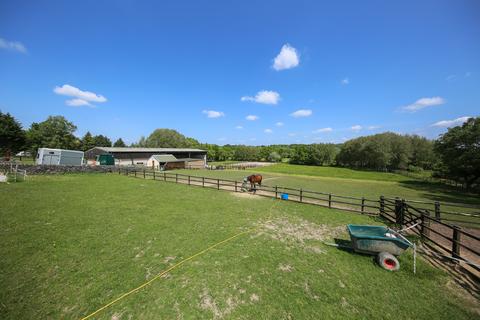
[245,174,262,193]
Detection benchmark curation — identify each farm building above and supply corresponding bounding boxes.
[36,148,84,166]
[146,154,190,170]
[85,147,207,168]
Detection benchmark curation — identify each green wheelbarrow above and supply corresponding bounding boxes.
[346,224,416,271]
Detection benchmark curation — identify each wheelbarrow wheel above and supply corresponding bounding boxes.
[377,252,400,271]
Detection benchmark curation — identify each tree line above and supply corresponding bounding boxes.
[1,111,478,189]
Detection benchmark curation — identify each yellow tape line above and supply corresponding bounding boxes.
[80,200,278,320]
[80,230,251,320]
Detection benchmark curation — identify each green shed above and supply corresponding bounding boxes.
[96,154,115,165]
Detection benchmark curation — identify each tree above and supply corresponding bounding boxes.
[434,117,480,189]
[267,151,282,162]
[0,111,26,159]
[143,129,198,148]
[26,116,79,156]
[113,138,126,147]
[92,134,112,147]
[80,132,95,151]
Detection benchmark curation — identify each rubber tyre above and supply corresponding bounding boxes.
[377,252,400,271]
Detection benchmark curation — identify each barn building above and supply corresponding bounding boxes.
[85,147,207,168]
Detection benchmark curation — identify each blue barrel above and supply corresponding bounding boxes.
[281,193,289,200]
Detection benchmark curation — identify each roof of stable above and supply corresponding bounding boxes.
[89,147,206,153]
[150,154,181,162]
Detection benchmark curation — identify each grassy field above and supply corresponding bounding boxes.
[173,166,480,206]
[255,164,411,182]
[0,174,477,319]
[172,165,480,226]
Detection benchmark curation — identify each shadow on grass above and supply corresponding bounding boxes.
[398,180,480,205]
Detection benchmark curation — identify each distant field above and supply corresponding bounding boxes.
[172,165,480,226]
[255,163,410,182]
[0,174,477,319]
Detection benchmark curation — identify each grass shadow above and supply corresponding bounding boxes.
[398,180,480,205]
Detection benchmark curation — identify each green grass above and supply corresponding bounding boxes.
[172,166,480,226]
[0,174,477,319]
[256,164,411,182]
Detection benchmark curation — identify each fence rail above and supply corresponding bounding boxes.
[118,167,480,277]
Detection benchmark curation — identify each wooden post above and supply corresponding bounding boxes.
[394,198,404,226]
[380,196,385,214]
[217,179,220,190]
[275,186,278,199]
[164,172,166,181]
[143,169,146,179]
[434,201,441,221]
[300,189,303,202]
[361,197,365,213]
[452,226,461,262]
[421,210,431,239]
[176,174,178,183]
[188,175,191,185]
[134,169,137,177]
[153,171,156,180]
[235,181,238,192]
[202,177,205,187]
[328,194,332,208]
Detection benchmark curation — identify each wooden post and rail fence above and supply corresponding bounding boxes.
[118,167,480,275]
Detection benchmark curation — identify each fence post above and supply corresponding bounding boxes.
[176,174,178,183]
[434,201,441,221]
[300,189,303,202]
[163,172,166,181]
[394,197,404,226]
[361,197,365,213]
[421,210,431,239]
[379,196,385,214]
[275,186,278,199]
[452,226,461,262]
[235,181,238,192]
[143,169,146,179]
[153,171,156,180]
[328,194,332,208]
[188,175,191,185]
[202,177,205,187]
[217,179,220,190]
[135,169,137,177]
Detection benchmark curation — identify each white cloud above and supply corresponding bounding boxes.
[273,44,300,71]
[246,115,259,121]
[0,38,27,53]
[351,125,362,131]
[445,74,457,81]
[288,133,297,137]
[202,110,225,118]
[312,127,333,133]
[66,99,93,107]
[54,84,107,107]
[290,109,312,118]
[431,116,471,128]
[264,128,273,134]
[275,122,284,127]
[235,125,243,129]
[401,96,445,112]
[367,125,381,130]
[341,77,349,85]
[241,90,280,105]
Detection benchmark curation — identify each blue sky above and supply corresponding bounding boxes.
[1,1,479,145]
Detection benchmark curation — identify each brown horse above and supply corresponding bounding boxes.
[246,174,262,192]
